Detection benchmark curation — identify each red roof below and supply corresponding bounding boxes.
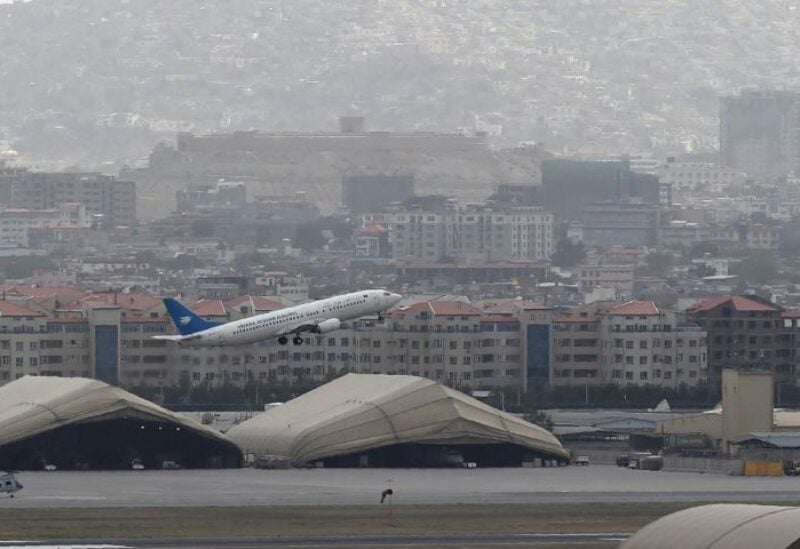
[391,300,481,318]
[354,223,387,236]
[486,300,551,314]
[429,301,481,316]
[688,295,782,313]
[0,285,83,300]
[604,301,660,316]
[191,299,227,317]
[783,311,800,319]
[0,300,46,317]
[225,295,286,312]
[84,292,162,312]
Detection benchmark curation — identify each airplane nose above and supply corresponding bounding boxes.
[390,293,402,303]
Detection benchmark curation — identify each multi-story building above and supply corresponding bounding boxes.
[365,197,553,262]
[0,170,136,227]
[659,158,747,202]
[685,295,794,385]
[0,292,547,392]
[720,90,800,182]
[551,301,707,388]
[541,158,661,221]
[0,204,89,247]
[575,264,635,300]
[253,272,309,303]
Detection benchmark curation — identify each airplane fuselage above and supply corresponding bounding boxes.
[163,290,401,347]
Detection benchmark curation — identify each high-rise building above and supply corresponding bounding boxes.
[720,90,800,182]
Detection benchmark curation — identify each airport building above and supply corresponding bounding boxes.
[624,503,800,549]
[0,375,241,470]
[227,373,569,467]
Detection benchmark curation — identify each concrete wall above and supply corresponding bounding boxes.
[722,369,773,454]
[663,456,744,475]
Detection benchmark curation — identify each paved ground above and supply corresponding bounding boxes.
[3,466,800,508]
[0,533,630,548]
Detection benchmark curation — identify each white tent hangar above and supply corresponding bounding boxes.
[0,376,241,470]
[622,504,800,549]
[227,374,569,467]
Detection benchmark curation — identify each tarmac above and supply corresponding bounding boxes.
[4,465,800,508]
[0,533,631,547]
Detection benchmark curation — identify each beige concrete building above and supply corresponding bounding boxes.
[656,370,774,455]
[552,301,707,388]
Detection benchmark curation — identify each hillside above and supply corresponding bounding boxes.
[1,0,799,167]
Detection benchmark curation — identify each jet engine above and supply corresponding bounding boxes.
[314,318,341,334]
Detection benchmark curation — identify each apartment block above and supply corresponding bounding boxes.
[0,203,89,247]
[364,199,553,262]
[551,301,707,388]
[0,171,136,227]
[0,293,545,392]
[686,295,794,385]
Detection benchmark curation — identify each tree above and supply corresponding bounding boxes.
[550,238,586,268]
[0,256,56,279]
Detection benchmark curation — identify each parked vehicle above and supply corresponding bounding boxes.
[785,460,800,476]
[616,454,630,467]
[575,455,590,466]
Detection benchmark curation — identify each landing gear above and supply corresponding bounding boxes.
[278,336,288,345]
[292,336,303,345]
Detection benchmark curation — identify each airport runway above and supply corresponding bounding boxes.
[2,465,800,508]
[0,533,631,547]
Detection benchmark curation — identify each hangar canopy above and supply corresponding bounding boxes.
[227,373,568,466]
[0,376,241,470]
[623,504,800,549]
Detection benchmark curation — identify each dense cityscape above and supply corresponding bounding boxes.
[5,2,800,547]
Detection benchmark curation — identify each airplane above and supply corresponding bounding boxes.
[155,289,402,347]
[0,471,22,498]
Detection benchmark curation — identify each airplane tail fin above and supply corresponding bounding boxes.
[163,298,221,336]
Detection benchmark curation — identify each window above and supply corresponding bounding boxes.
[639,356,648,365]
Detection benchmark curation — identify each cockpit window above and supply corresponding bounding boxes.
[383,292,391,296]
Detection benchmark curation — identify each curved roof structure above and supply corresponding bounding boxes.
[622,504,800,549]
[0,376,235,451]
[227,373,568,464]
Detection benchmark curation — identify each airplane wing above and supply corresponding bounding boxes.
[279,318,340,337]
[152,334,201,344]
